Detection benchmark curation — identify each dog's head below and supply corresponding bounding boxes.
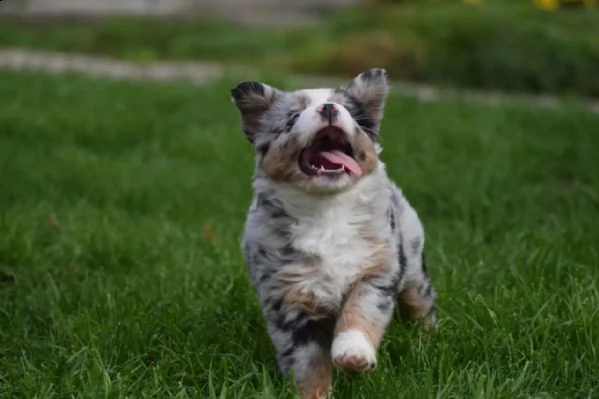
[231,68,389,193]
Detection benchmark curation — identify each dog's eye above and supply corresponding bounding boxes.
[289,112,300,125]
[285,111,301,132]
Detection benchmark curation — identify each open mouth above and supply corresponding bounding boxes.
[299,127,362,177]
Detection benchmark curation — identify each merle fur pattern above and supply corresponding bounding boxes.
[232,68,437,399]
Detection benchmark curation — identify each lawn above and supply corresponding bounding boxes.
[0,70,598,398]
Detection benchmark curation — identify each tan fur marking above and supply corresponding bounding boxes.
[260,136,304,183]
[397,287,435,328]
[281,287,329,319]
[356,243,391,280]
[350,133,379,176]
[283,288,316,311]
[335,291,384,347]
[335,244,391,348]
[296,356,332,399]
[276,258,330,318]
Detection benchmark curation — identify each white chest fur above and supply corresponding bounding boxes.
[289,208,374,308]
[273,172,391,310]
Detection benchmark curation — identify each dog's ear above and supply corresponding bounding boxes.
[231,81,280,143]
[342,68,389,124]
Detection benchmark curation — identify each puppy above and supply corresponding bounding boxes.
[231,68,437,399]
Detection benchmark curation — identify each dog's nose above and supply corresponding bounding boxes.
[317,103,338,124]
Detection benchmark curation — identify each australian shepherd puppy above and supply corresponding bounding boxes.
[231,68,437,399]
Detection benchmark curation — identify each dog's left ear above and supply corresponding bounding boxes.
[342,68,389,124]
[231,81,280,143]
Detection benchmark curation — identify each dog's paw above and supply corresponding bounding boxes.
[331,330,376,372]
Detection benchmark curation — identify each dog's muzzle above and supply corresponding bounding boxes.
[317,103,339,125]
[298,126,362,177]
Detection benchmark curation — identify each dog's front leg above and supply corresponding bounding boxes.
[266,315,334,399]
[331,276,396,372]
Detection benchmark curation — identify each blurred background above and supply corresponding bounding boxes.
[0,0,598,98]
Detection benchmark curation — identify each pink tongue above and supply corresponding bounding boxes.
[319,150,363,177]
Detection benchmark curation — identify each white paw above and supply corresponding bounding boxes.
[331,330,376,372]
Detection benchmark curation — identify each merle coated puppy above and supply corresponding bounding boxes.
[231,68,437,399]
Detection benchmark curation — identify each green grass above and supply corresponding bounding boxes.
[1,70,598,398]
[1,1,599,97]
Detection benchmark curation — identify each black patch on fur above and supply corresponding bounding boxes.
[285,111,300,133]
[421,252,429,276]
[257,194,289,219]
[376,297,393,312]
[423,283,433,298]
[336,89,377,140]
[356,150,366,162]
[281,346,294,358]
[280,243,296,257]
[291,317,334,348]
[249,240,301,268]
[257,245,267,258]
[231,81,264,100]
[271,299,283,313]
[247,243,267,266]
[274,311,308,332]
[359,68,385,83]
[242,130,256,144]
[255,126,286,155]
[256,142,270,154]
[398,241,407,279]
[279,318,334,370]
[370,241,408,298]
[388,207,396,233]
[271,126,285,135]
[368,278,399,297]
[275,243,303,265]
[411,237,421,254]
[259,271,273,283]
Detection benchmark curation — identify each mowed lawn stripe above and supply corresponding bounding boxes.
[0,71,597,398]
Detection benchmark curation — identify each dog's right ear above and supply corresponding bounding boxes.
[231,81,279,143]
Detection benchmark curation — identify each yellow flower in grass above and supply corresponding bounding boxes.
[534,0,560,10]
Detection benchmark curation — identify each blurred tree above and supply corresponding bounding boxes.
[365,0,597,8]
[534,0,597,10]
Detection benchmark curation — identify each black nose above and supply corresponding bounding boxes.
[318,103,338,124]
